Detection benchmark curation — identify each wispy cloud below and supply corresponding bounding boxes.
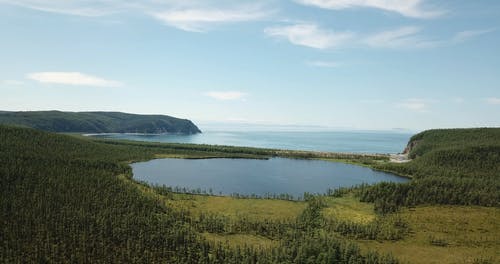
[1,80,24,86]
[27,72,123,87]
[295,0,444,19]
[364,26,440,49]
[366,26,494,49]
[266,23,493,50]
[2,0,120,17]
[152,6,271,32]
[204,91,247,101]
[485,97,500,105]
[396,98,433,112]
[265,24,430,49]
[306,60,341,67]
[264,23,353,49]
[452,29,495,43]
[3,1,272,32]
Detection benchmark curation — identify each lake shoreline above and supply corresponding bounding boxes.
[85,134,414,199]
[130,156,410,198]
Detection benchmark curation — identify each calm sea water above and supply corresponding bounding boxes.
[91,130,412,154]
[131,158,409,197]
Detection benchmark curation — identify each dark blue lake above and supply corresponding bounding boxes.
[131,158,408,197]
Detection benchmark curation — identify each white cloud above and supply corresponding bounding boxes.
[3,1,272,32]
[306,60,341,67]
[364,26,440,48]
[266,23,492,50]
[1,0,120,17]
[1,80,24,86]
[452,29,495,43]
[396,98,432,112]
[265,24,435,50]
[365,26,493,49]
[295,0,444,19]
[204,91,247,101]
[264,23,353,49]
[485,97,500,105]
[452,97,464,103]
[152,6,270,32]
[26,72,123,87]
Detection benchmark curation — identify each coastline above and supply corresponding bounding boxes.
[84,130,411,155]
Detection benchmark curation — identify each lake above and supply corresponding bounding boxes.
[92,130,412,154]
[131,158,409,197]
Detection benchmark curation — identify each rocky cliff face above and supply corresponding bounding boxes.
[403,139,419,155]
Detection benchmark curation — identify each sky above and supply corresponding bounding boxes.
[0,0,499,131]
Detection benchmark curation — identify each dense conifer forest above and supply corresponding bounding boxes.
[359,128,500,213]
[1,125,498,263]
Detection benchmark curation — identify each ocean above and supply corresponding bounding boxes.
[90,129,413,154]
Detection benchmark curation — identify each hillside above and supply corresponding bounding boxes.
[404,127,500,157]
[0,110,201,134]
[394,127,499,179]
[360,128,500,213]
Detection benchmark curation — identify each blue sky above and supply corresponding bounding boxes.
[0,0,499,130]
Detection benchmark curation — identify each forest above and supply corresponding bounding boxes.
[0,110,201,134]
[1,125,498,263]
[359,128,500,213]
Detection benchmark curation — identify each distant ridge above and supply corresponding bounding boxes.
[0,110,201,134]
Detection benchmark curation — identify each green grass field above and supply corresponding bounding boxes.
[322,194,376,223]
[169,194,306,221]
[358,206,500,264]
